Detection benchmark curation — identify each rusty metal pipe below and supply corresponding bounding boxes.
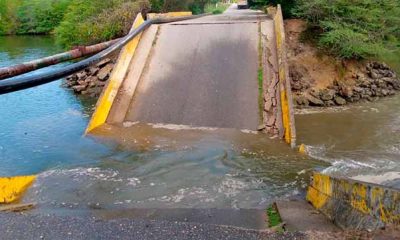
[0,39,121,80]
[0,13,211,95]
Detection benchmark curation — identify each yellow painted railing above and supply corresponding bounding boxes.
[0,175,36,204]
[85,14,145,134]
[273,5,296,148]
[307,172,400,228]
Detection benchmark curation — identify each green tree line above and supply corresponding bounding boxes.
[250,0,400,61]
[1,0,399,63]
[0,0,212,48]
[0,0,71,35]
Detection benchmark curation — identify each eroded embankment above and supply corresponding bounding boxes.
[285,19,400,109]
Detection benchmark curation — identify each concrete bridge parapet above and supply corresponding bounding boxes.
[307,172,400,230]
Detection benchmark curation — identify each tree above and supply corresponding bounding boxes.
[296,0,400,59]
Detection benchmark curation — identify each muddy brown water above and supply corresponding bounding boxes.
[296,95,400,188]
[0,36,399,216]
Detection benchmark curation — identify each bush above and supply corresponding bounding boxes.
[0,0,71,35]
[248,0,297,18]
[295,0,400,59]
[149,0,210,14]
[204,1,230,15]
[0,0,21,35]
[16,0,71,34]
[55,0,150,48]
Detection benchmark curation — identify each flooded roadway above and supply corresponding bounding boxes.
[0,36,399,215]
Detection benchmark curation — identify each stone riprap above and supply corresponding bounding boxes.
[64,57,116,98]
[293,62,400,108]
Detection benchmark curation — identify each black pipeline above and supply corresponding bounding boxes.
[0,39,120,80]
[0,14,209,95]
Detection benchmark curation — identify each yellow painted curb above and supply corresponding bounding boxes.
[307,172,400,226]
[85,14,145,134]
[273,5,296,148]
[307,173,332,210]
[147,12,192,19]
[298,144,306,154]
[0,175,36,204]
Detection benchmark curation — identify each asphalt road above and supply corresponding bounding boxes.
[126,8,268,130]
[0,213,306,240]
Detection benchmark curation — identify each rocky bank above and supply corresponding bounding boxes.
[285,19,400,108]
[292,61,400,107]
[64,56,117,98]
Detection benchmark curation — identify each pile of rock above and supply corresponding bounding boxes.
[293,62,400,108]
[64,58,115,98]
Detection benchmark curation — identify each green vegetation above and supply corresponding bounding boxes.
[258,24,264,122]
[378,50,400,74]
[204,1,230,14]
[249,0,400,71]
[149,0,211,14]
[258,67,264,120]
[248,0,296,17]
[0,0,72,35]
[296,0,400,60]
[266,204,283,228]
[55,0,150,48]
[0,0,222,48]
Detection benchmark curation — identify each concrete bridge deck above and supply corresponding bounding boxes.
[105,6,270,131]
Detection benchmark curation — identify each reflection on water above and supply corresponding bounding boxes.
[0,36,111,176]
[296,95,400,188]
[0,36,58,61]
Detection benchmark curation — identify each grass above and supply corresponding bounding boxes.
[204,2,230,14]
[258,23,264,123]
[267,204,283,228]
[378,50,400,75]
[258,67,264,118]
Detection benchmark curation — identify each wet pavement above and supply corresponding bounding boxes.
[0,213,306,240]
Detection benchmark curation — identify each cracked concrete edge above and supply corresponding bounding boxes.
[273,5,297,147]
[260,20,282,138]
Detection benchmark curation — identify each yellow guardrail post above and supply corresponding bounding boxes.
[0,175,36,204]
[147,12,192,20]
[273,5,296,148]
[85,13,145,134]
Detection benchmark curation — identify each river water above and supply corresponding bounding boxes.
[0,36,399,213]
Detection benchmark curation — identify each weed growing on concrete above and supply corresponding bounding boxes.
[267,204,282,228]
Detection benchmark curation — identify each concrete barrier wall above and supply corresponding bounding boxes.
[147,12,192,20]
[272,5,296,148]
[307,172,400,230]
[86,13,145,134]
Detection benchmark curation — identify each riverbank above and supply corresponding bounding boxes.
[285,19,400,109]
[65,18,400,110]
[64,55,117,98]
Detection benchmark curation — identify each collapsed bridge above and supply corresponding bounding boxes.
[86,5,296,147]
[1,4,398,232]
